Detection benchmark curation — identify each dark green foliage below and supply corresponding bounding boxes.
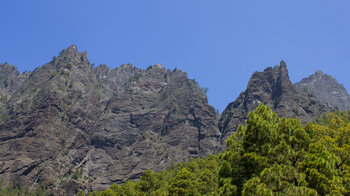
[316,110,350,124]
[87,156,219,195]
[87,104,349,195]
[72,167,84,180]
[126,72,143,84]
[219,104,349,195]
[76,191,85,196]
[0,181,48,196]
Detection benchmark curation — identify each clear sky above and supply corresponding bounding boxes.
[1,1,350,111]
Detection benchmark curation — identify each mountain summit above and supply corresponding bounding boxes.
[296,70,350,110]
[55,45,88,64]
[219,61,332,139]
[0,47,339,195]
[0,46,221,195]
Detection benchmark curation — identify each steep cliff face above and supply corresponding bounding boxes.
[219,61,332,140]
[90,63,221,189]
[0,62,28,98]
[295,70,350,111]
[0,63,28,122]
[0,47,340,195]
[0,46,221,195]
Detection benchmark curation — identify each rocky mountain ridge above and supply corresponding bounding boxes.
[0,45,221,195]
[296,70,350,111]
[0,46,341,195]
[219,61,332,139]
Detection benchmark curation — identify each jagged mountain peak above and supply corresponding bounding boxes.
[303,70,330,80]
[219,61,331,139]
[296,71,350,110]
[150,63,165,69]
[0,46,343,194]
[315,70,324,75]
[0,46,221,194]
[54,45,89,65]
[59,44,80,57]
[247,61,292,102]
[0,62,28,98]
[265,60,287,70]
[260,60,289,79]
[0,62,19,73]
[280,60,287,67]
[120,63,133,68]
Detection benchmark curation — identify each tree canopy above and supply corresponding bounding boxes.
[3,104,348,195]
[86,104,349,195]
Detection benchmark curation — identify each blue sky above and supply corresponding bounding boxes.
[1,1,350,111]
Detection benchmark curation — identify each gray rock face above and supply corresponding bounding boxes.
[295,70,350,111]
[0,63,28,122]
[219,61,332,140]
[0,46,221,195]
[0,62,28,97]
[0,47,337,195]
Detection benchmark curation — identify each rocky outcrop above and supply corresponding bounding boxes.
[295,70,350,111]
[0,47,339,195]
[0,63,28,122]
[219,61,332,140]
[0,46,221,195]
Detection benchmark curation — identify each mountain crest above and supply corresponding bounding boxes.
[0,46,221,194]
[219,61,331,139]
[315,70,324,75]
[247,61,292,106]
[0,47,341,195]
[280,60,286,67]
[296,70,350,110]
[55,45,89,65]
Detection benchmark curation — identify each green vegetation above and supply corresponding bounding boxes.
[88,156,219,196]
[88,104,349,195]
[316,110,350,124]
[1,104,349,195]
[127,72,143,84]
[72,167,84,180]
[218,104,349,195]
[0,181,48,196]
